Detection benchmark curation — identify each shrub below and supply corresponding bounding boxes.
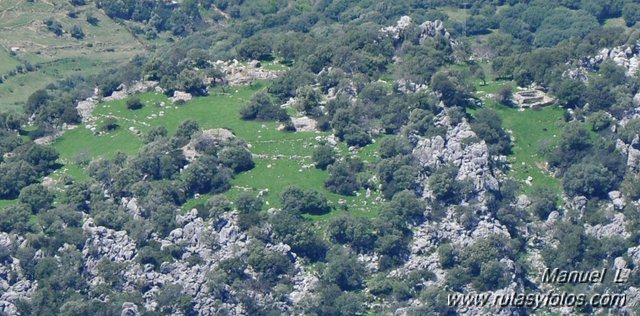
[126,97,144,110]
[100,117,119,131]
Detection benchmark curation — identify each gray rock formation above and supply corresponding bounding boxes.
[169,91,192,104]
[585,212,630,240]
[103,81,159,102]
[182,128,235,162]
[413,114,499,202]
[417,20,451,44]
[381,16,453,45]
[77,207,319,315]
[583,42,640,76]
[0,233,36,315]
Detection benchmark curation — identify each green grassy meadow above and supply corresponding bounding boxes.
[50,83,383,220]
[472,76,564,193]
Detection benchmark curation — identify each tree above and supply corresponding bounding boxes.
[379,136,412,159]
[126,96,143,110]
[473,260,510,291]
[176,69,206,95]
[323,247,365,291]
[471,108,511,155]
[325,161,359,196]
[496,86,513,106]
[26,90,50,115]
[175,119,200,140]
[587,111,611,132]
[218,146,254,173]
[430,71,473,107]
[327,216,375,252]
[379,163,418,199]
[549,124,592,171]
[45,19,64,37]
[529,186,558,220]
[295,86,322,116]
[151,204,178,237]
[203,195,231,219]
[280,186,330,215]
[183,156,231,195]
[623,3,640,26]
[312,144,336,170]
[555,79,585,108]
[10,144,58,175]
[429,165,462,204]
[237,37,272,60]
[619,119,640,143]
[383,190,425,225]
[0,203,33,233]
[247,244,293,285]
[18,184,53,213]
[343,125,372,147]
[235,192,263,230]
[562,162,614,198]
[438,243,457,269]
[131,139,186,180]
[240,92,288,121]
[144,126,168,143]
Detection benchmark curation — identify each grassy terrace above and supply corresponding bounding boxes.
[51,82,383,220]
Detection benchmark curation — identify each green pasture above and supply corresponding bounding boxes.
[52,83,382,220]
[473,77,564,193]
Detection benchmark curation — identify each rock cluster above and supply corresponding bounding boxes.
[76,207,320,315]
[380,15,414,40]
[103,81,159,103]
[616,137,640,173]
[0,233,36,315]
[182,128,236,162]
[215,59,283,85]
[584,42,640,76]
[585,212,630,240]
[413,113,499,200]
[290,116,317,132]
[417,20,451,44]
[169,91,192,104]
[380,16,452,45]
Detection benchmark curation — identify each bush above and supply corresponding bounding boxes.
[126,97,144,110]
[496,86,513,106]
[235,192,263,230]
[70,25,84,39]
[100,117,119,132]
[86,14,99,26]
[562,162,614,198]
[45,19,63,37]
[239,92,288,121]
[280,186,330,215]
[325,161,360,196]
[312,144,336,170]
[218,146,254,173]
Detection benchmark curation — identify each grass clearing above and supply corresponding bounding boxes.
[473,78,564,193]
[51,83,383,220]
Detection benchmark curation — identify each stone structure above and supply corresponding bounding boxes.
[513,89,555,108]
